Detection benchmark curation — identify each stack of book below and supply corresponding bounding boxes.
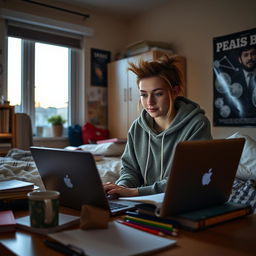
[134,202,252,231]
[165,202,252,231]
[126,40,174,57]
[119,193,252,231]
[0,179,38,200]
[0,179,39,210]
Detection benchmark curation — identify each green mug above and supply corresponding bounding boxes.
[27,190,60,228]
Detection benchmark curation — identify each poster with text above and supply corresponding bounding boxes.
[213,28,256,126]
[91,48,111,87]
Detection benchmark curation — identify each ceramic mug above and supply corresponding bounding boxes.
[27,190,60,228]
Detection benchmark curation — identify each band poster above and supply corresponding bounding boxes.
[213,28,256,126]
[91,48,111,87]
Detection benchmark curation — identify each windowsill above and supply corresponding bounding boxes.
[33,137,69,148]
[33,136,68,141]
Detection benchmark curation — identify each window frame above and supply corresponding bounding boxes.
[7,36,83,136]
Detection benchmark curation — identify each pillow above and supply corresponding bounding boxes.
[227,132,256,180]
[78,142,126,156]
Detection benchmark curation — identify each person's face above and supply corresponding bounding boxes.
[239,48,256,72]
[139,76,173,119]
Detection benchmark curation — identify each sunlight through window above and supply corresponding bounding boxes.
[35,42,69,136]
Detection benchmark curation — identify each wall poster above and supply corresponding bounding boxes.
[213,28,256,126]
[87,87,107,128]
[91,48,111,87]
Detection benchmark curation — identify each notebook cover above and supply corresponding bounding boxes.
[48,221,176,256]
[0,210,16,232]
[167,202,252,230]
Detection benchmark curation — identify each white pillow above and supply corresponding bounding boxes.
[227,132,256,180]
[78,142,126,156]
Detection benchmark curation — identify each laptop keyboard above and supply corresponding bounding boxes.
[109,201,128,210]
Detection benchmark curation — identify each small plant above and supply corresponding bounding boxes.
[47,115,66,126]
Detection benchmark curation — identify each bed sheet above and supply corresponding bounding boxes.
[0,148,121,189]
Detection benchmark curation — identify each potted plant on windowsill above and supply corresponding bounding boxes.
[48,115,66,137]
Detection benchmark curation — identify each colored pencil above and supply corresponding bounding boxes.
[117,220,165,237]
[124,215,173,231]
[125,219,179,236]
[125,211,178,226]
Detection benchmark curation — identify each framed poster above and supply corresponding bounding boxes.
[91,48,111,87]
[213,28,256,126]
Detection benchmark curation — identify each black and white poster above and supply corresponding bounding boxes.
[213,28,256,126]
[91,48,111,87]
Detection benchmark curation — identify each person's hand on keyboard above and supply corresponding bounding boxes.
[103,182,139,197]
[107,193,119,200]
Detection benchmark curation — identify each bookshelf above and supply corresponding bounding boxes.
[0,104,16,156]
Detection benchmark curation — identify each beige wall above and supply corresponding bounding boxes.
[1,0,255,139]
[126,0,256,139]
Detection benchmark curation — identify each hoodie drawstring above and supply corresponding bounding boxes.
[160,131,167,180]
[144,130,151,185]
[144,130,166,186]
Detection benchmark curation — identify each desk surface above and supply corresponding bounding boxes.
[0,209,255,256]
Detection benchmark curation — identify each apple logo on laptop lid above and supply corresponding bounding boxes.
[64,174,74,188]
[202,168,213,186]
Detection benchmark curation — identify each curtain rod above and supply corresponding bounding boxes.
[22,0,90,19]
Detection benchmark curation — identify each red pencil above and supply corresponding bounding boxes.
[117,220,165,237]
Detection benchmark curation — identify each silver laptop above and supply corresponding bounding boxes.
[30,147,137,215]
[159,138,245,216]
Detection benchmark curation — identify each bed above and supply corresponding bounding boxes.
[1,132,256,213]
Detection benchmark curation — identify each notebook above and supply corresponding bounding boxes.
[120,138,245,216]
[30,147,138,215]
[48,221,176,256]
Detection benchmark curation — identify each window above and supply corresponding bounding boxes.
[7,37,21,108]
[7,37,82,137]
[35,42,69,136]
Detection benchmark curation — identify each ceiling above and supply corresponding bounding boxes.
[55,0,169,19]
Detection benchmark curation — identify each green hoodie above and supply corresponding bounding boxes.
[115,96,212,195]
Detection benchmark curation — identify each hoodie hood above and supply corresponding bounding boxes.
[138,96,205,137]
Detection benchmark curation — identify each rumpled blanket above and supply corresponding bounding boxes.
[0,148,44,189]
[0,148,121,190]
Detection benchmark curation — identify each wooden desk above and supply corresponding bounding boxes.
[0,210,255,256]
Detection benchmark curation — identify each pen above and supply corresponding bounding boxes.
[44,239,86,256]
[117,220,165,237]
[124,215,173,231]
[125,219,179,236]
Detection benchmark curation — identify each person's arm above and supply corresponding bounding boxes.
[137,179,168,195]
[103,126,143,197]
[115,130,145,188]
